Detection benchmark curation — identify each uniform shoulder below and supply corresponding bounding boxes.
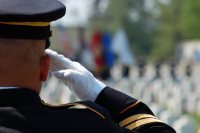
[41,100,110,120]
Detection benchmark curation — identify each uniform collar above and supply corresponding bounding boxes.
[0,87,41,106]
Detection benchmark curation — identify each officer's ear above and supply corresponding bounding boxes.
[40,54,50,81]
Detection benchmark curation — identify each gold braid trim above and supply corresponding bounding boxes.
[41,100,105,119]
[0,22,49,27]
[125,117,163,130]
[119,100,140,115]
[119,114,156,127]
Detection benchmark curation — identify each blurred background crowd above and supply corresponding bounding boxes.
[40,0,200,132]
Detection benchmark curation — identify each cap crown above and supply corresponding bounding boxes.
[0,0,66,22]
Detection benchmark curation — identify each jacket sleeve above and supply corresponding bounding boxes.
[95,86,176,133]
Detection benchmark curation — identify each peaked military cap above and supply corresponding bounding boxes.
[0,0,66,48]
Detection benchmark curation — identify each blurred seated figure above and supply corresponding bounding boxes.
[169,58,178,82]
[185,63,192,77]
[137,57,146,78]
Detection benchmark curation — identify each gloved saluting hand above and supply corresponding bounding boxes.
[45,49,106,101]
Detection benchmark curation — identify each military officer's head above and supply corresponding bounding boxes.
[0,0,66,92]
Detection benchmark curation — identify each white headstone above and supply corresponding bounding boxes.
[196,99,200,115]
[186,95,198,113]
[173,116,195,133]
[160,111,178,126]
[149,103,164,118]
[198,127,200,133]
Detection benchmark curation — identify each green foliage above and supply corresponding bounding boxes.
[151,0,200,61]
[123,16,154,57]
[150,0,182,61]
[91,0,200,62]
[103,0,127,32]
[105,0,155,58]
[189,113,200,132]
[180,0,200,39]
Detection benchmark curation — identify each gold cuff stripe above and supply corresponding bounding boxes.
[0,22,50,27]
[125,117,163,130]
[119,101,140,115]
[119,114,156,127]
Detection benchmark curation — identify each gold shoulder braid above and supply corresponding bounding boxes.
[41,100,106,119]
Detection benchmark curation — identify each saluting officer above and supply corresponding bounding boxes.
[0,0,176,133]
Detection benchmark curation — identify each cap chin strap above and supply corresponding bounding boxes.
[45,39,51,49]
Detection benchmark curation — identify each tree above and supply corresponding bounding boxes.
[104,0,156,58]
[150,0,182,61]
[179,0,200,39]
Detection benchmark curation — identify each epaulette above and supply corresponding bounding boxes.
[41,100,108,119]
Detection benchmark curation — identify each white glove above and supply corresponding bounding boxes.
[45,49,106,101]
